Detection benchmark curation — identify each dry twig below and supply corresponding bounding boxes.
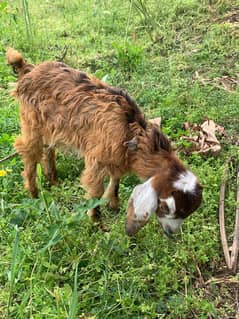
[219,167,231,269]
[205,276,239,285]
[219,160,239,272]
[231,166,239,273]
[194,71,239,94]
[0,152,18,164]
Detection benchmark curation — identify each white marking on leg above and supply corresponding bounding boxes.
[173,170,197,193]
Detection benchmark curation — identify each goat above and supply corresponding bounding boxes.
[6,48,202,236]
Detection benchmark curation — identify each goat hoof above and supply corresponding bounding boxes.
[50,179,58,186]
[52,180,58,186]
[87,208,101,222]
[99,223,110,232]
[30,188,39,198]
[108,200,120,212]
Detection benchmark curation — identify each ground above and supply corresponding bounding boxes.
[0,1,239,318]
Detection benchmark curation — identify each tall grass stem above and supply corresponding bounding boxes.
[7,226,20,319]
[68,262,79,319]
[21,0,33,46]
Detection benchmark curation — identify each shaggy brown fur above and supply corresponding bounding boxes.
[6,48,202,234]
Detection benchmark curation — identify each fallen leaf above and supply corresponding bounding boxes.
[181,120,225,156]
[149,117,161,128]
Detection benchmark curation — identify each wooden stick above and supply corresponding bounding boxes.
[205,276,239,285]
[0,152,18,164]
[231,165,239,273]
[219,174,232,270]
[219,159,239,273]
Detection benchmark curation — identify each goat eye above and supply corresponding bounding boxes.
[159,202,169,214]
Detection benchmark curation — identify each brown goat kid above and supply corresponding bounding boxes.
[6,48,202,236]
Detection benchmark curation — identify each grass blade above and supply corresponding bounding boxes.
[7,226,20,319]
[68,262,79,319]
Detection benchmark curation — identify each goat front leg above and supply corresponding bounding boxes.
[40,145,58,186]
[103,176,120,211]
[81,164,105,223]
[14,136,43,198]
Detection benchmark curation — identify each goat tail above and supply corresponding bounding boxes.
[6,48,25,69]
[6,48,33,76]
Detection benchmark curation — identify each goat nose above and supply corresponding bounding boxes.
[125,221,138,237]
[164,226,174,238]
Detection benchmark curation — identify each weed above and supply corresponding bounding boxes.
[113,41,143,72]
[68,262,79,319]
[7,226,20,319]
[132,0,160,41]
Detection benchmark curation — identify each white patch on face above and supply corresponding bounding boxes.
[158,216,183,234]
[160,196,176,217]
[130,178,158,221]
[173,170,197,194]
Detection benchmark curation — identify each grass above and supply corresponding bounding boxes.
[0,0,239,318]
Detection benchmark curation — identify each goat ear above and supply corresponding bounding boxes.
[152,127,171,152]
[123,137,138,151]
[125,179,158,236]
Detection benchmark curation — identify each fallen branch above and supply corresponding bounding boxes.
[205,276,239,285]
[231,166,239,273]
[0,152,18,164]
[194,71,238,94]
[219,172,231,269]
[219,159,239,273]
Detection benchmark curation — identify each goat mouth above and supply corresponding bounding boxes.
[163,230,174,238]
[157,217,183,236]
[125,221,138,236]
[125,219,146,236]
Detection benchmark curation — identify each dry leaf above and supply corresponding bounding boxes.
[149,117,161,128]
[181,120,225,156]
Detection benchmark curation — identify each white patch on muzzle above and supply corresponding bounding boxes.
[158,216,183,234]
[173,170,197,194]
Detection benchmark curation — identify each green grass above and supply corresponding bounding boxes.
[0,0,239,318]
